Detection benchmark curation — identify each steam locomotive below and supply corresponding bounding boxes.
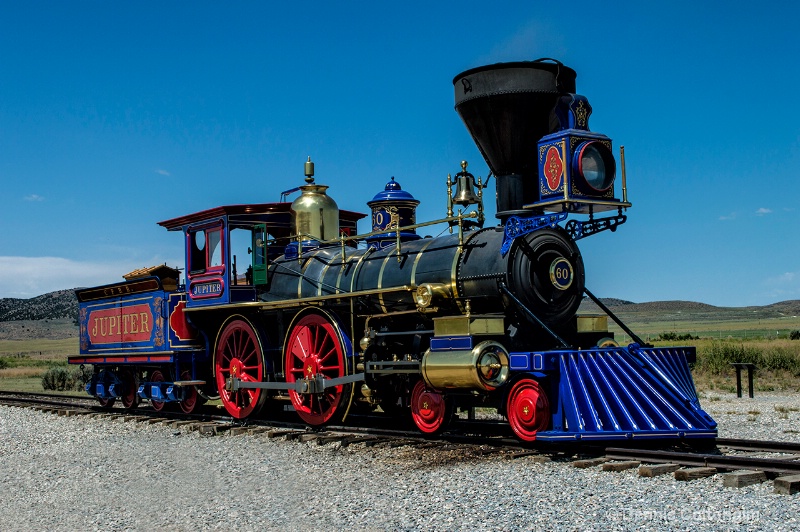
[69,60,717,442]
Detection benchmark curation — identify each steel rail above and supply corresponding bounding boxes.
[604,447,800,475]
[715,437,800,454]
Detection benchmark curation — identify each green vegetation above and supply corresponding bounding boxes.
[692,340,800,374]
[657,338,800,393]
[0,338,78,358]
[0,338,78,393]
[656,332,699,341]
[41,366,91,392]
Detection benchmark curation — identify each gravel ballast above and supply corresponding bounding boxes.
[1,394,799,531]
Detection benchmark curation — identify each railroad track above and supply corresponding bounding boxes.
[603,445,800,475]
[0,391,526,456]
[2,391,799,493]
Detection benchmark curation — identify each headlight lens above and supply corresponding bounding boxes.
[575,141,615,192]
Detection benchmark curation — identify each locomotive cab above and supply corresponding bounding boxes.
[158,203,365,307]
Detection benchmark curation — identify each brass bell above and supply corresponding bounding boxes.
[453,171,479,206]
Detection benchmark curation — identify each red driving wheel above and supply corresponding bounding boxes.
[285,311,348,425]
[506,378,551,442]
[214,318,267,419]
[410,380,452,435]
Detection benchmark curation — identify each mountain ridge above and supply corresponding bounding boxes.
[2,289,799,324]
[0,289,79,322]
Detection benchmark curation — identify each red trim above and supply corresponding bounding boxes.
[77,278,161,302]
[81,357,107,363]
[68,355,175,364]
[159,203,366,231]
[576,141,614,193]
[186,219,226,279]
[159,203,293,230]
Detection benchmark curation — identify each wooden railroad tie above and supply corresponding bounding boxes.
[674,467,717,481]
[639,463,681,477]
[774,474,800,495]
[246,427,273,436]
[186,423,222,436]
[722,470,767,488]
[602,460,641,472]
[572,457,609,469]
[315,434,350,445]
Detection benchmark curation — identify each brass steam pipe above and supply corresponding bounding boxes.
[620,145,628,204]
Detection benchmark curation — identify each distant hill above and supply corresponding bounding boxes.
[0,289,79,322]
[579,298,800,319]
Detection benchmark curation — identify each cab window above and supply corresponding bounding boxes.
[189,226,223,274]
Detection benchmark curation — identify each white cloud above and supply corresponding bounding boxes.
[719,212,737,220]
[24,194,44,201]
[0,256,179,299]
[155,169,171,176]
[478,22,566,65]
[763,271,800,302]
[755,207,773,215]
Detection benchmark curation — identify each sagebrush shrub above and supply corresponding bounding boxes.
[41,366,92,391]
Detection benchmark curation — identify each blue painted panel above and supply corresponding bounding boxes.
[430,336,473,351]
[509,354,530,371]
[537,345,716,440]
[76,284,204,358]
[508,352,558,371]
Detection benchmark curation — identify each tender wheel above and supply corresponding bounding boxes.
[410,380,452,435]
[119,369,140,409]
[214,318,268,419]
[97,397,116,409]
[150,370,166,412]
[506,378,551,442]
[94,369,116,408]
[285,311,350,426]
[178,370,200,414]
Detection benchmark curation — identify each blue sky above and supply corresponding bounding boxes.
[1,1,798,306]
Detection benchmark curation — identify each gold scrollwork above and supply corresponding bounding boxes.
[575,100,588,127]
